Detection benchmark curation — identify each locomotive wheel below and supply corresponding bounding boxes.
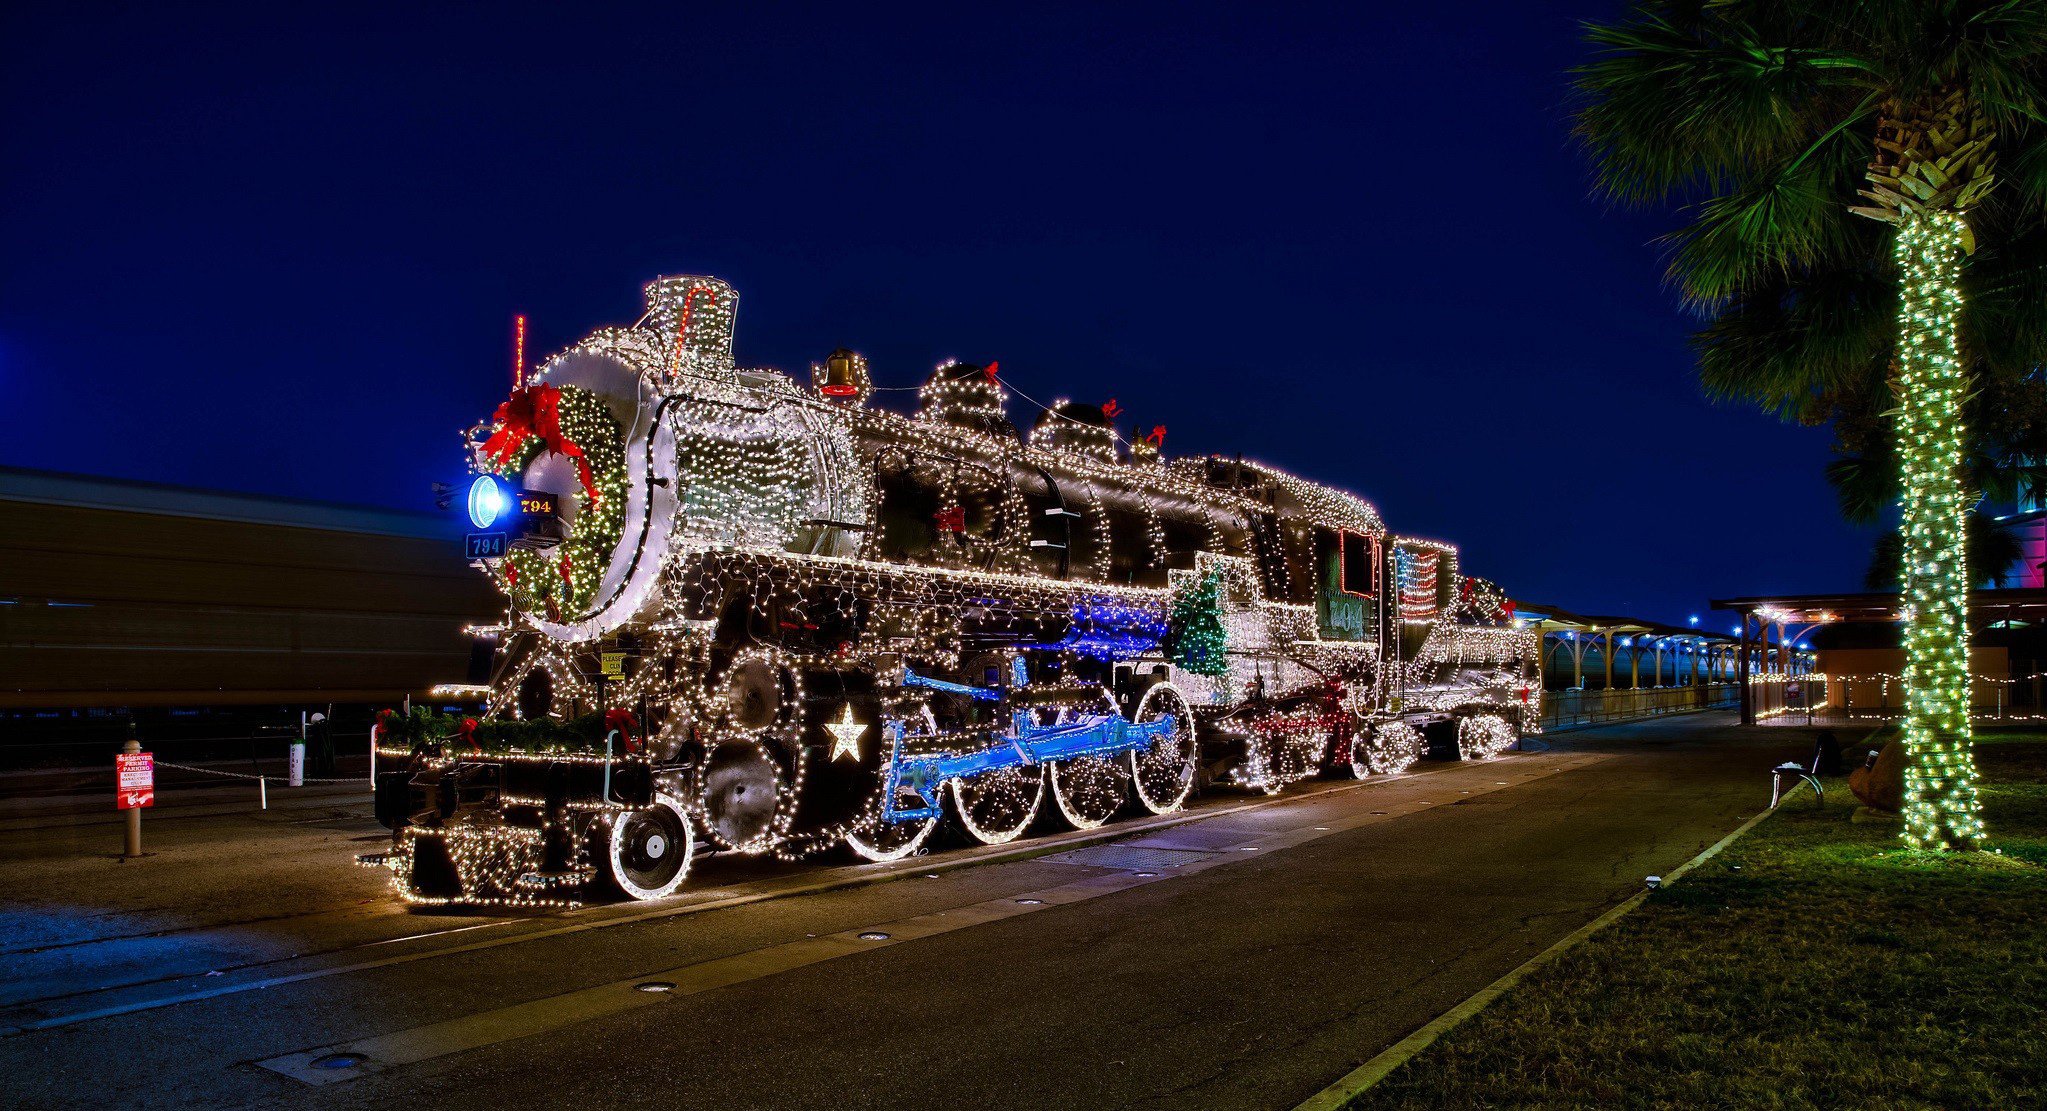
[1457,714,1516,761]
[599,793,695,901]
[1230,732,1287,796]
[1355,721,1424,776]
[700,739,787,853]
[1345,727,1373,780]
[949,698,1051,849]
[1048,691,1132,830]
[1127,682,1197,815]
[844,707,941,863]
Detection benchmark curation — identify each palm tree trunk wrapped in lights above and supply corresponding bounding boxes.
[1855,91,1996,848]
[1890,211,1983,846]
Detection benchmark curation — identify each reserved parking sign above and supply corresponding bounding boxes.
[117,751,154,810]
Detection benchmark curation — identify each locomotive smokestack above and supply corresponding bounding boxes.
[644,275,739,375]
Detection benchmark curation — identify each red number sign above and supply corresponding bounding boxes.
[116,752,154,810]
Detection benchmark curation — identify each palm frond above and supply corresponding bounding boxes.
[1662,138,1870,304]
[1962,220,2047,375]
[1574,6,1869,206]
[1827,447,1897,525]
[1694,262,1893,417]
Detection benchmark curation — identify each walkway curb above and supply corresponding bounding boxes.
[1291,801,1779,1111]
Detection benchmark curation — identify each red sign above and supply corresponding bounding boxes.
[116,752,154,810]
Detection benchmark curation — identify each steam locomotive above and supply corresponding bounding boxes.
[365,276,1540,906]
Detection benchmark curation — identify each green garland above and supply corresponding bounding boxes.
[378,707,624,756]
[492,386,629,618]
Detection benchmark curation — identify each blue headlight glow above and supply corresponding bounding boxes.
[467,474,510,530]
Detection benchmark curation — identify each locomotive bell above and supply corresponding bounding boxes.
[821,347,859,397]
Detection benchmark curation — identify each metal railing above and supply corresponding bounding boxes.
[1754,671,2047,724]
[1538,683,1738,731]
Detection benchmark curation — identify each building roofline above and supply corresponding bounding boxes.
[0,466,457,542]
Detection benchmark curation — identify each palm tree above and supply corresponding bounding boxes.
[1576,1,2047,849]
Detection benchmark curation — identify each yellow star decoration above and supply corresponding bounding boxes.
[825,703,867,762]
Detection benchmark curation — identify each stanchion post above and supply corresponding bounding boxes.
[120,737,143,859]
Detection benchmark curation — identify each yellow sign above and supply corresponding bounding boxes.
[600,652,626,679]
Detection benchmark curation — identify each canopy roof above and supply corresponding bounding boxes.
[1512,599,1736,645]
[1711,588,2047,626]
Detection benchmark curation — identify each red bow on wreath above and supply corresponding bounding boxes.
[479,383,601,506]
[454,716,482,753]
[604,708,641,754]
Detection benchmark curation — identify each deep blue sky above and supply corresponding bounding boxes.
[0,1,1877,628]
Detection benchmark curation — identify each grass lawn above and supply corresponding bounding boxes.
[1347,731,2047,1110]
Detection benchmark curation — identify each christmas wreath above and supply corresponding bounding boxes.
[478,383,629,619]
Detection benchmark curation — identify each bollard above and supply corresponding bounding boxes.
[291,712,307,787]
[120,738,143,859]
[259,775,267,810]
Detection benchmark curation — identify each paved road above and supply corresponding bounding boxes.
[0,713,1852,1110]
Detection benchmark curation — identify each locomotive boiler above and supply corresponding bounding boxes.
[365,275,1540,906]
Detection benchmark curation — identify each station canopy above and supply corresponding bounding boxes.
[1711,588,2047,628]
[1511,600,1735,647]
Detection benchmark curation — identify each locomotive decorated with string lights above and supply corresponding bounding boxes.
[363,276,1540,907]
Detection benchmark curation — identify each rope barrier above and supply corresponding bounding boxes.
[149,759,367,785]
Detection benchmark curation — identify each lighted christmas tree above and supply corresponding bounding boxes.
[1167,568,1229,676]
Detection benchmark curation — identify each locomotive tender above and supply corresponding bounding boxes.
[368,275,1540,906]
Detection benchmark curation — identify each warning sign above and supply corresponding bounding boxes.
[600,652,627,680]
[116,752,154,810]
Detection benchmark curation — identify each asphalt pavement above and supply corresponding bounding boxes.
[0,712,1851,1110]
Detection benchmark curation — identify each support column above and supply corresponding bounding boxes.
[1738,614,1755,726]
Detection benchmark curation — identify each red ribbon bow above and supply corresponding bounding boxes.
[1145,425,1167,448]
[604,709,641,754]
[479,383,600,506]
[455,717,482,753]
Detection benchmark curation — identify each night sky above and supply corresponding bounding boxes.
[0,2,1877,629]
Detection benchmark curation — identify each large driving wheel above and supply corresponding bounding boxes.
[700,738,788,852]
[950,753,1046,847]
[844,706,941,862]
[1128,682,1197,814]
[598,793,695,901]
[1049,690,1132,830]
